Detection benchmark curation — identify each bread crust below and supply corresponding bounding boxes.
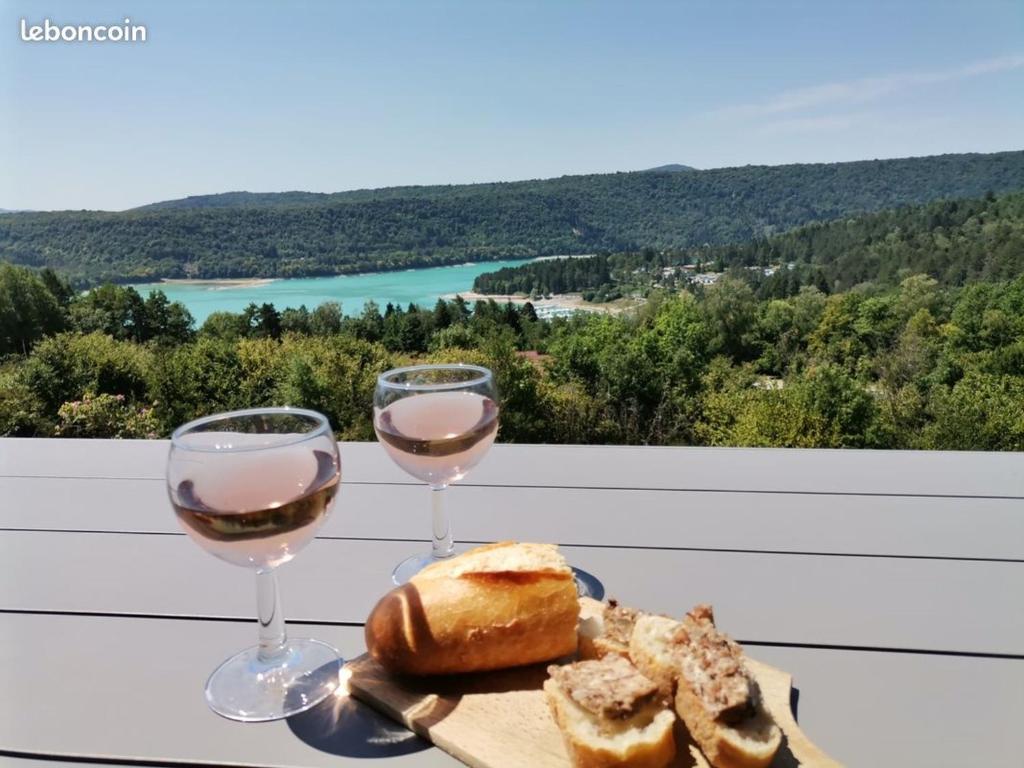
[365,542,580,675]
[544,678,676,768]
[674,674,781,768]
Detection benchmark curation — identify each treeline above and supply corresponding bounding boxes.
[473,191,1024,299]
[475,257,613,297]
[701,190,1024,292]
[3,151,1024,286]
[1,262,1022,450]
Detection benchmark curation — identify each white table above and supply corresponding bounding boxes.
[1,439,1022,766]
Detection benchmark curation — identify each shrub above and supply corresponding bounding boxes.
[55,392,159,439]
[19,332,153,413]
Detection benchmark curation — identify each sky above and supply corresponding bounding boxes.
[2,0,1023,211]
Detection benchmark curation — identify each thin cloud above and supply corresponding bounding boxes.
[712,54,1024,119]
[758,114,862,135]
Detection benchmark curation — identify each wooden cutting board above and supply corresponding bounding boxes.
[346,606,842,768]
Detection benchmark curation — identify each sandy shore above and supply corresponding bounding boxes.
[442,291,625,314]
[158,278,277,288]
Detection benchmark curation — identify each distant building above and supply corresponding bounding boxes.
[689,272,722,286]
[535,305,580,319]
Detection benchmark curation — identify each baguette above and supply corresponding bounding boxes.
[365,541,580,675]
[544,655,676,768]
[631,605,781,768]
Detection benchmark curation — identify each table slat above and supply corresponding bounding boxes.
[0,613,450,768]
[3,439,1021,497]
[2,477,1021,561]
[2,613,1020,767]
[2,531,1021,655]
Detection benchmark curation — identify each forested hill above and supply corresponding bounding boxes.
[473,191,1024,296]
[2,151,1024,285]
[720,189,1024,290]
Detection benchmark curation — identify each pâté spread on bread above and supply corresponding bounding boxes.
[548,655,662,722]
[673,604,759,725]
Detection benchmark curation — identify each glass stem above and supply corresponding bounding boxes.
[256,568,288,663]
[431,484,454,560]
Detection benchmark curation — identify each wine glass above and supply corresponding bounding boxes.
[166,407,343,722]
[374,364,499,584]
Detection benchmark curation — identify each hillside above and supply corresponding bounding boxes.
[734,190,1024,290]
[2,151,1023,285]
[472,191,1024,295]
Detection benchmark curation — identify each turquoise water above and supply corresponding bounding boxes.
[130,259,531,324]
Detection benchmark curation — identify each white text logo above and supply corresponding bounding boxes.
[20,18,147,43]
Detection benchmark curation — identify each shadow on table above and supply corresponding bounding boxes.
[287,664,430,759]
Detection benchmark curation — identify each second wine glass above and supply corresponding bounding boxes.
[373,364,499,585]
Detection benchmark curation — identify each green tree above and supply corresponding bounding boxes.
[244,303,282,339]
[148,337,244,432]
[201,311,250,341]
[809,293,870,374]
[69,284,147,341]
[310,302,343,335]
[702,277,758,361]
[39,268,74,306]
[0,366,48,436]
[352,301,384,342]
[433,299,453,330]
[0,263,66,354]
[725,365,880,448]
[274,335,393,439]
[280,305,312,335]
[142,291,194,344]
[921,371,1024,450]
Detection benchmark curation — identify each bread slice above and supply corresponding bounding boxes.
[629,614,684,697]
[674,679,780,768]
[544,656,676,768]
[630,607,781,768]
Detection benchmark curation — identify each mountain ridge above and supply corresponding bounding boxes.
[2,150,1023,285]
[131,152,1009,212]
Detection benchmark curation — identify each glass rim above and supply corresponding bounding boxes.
[170,406,332,453]
[376,363,493,392]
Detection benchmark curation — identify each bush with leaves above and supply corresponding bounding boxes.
[55,392,159,439]
[716,365,881,448]
[0,366,49,436]
[920,371,1024,450]
[19,332,153,414]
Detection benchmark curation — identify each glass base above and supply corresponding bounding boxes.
[392,551,450,585]
[204,638,342,722]
[572,567,605,600]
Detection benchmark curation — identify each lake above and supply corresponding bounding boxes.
[129,259,533,324]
